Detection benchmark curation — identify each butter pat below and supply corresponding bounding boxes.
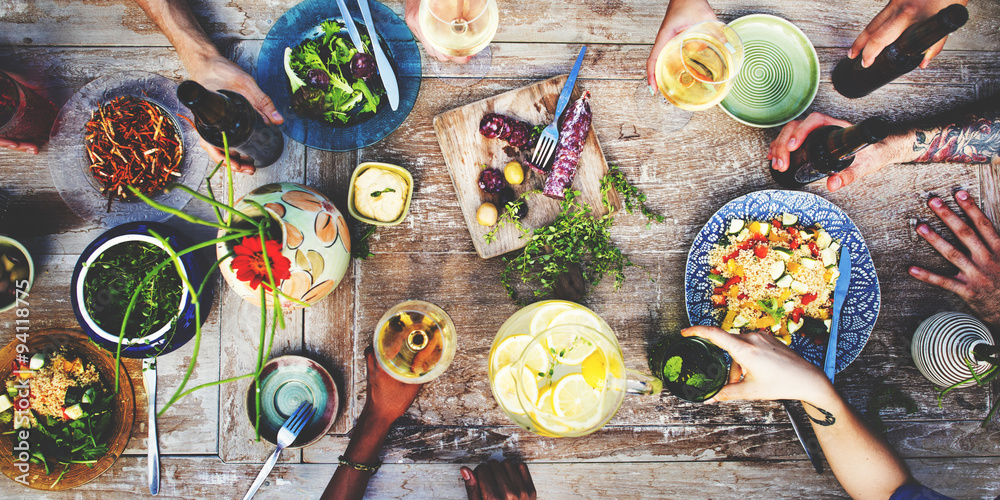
[353,168,408,222]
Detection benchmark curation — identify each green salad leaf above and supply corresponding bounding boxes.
[286,19,383,124]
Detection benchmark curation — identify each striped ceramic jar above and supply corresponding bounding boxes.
[911,312,995,389]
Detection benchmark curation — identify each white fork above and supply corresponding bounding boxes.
[242,402,317,500]
[530,46,587,169]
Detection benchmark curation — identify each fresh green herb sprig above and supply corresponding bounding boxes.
[489,165,664,303]
[352,224,377,260]
[370,188,396,198]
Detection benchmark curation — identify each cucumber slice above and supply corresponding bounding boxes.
[63,404,84,420]
[758,222,771,236]
[816,231,833,250]
[736,228,750,242]
[732,315,750,328]
[0,394,11,413]
[781,213,798,226]
[783,300,796,313]
[29,353,45,370]
[775,274,793,288]
[791,280,809,294]
[821,248,837,267]
[769,261,786,281]
[829,241,841,253]
[727,219,745,234]
[708,273,725,286]
[788,318,805,334]
[800,256,819,269]
[773,247,793,261]
[770,322,782,332]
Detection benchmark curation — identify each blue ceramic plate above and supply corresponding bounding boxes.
[255,0,421,151]
[685,190,880,373]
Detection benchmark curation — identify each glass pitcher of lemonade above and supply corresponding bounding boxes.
[488,301,661,437]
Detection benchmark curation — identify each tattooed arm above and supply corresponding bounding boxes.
[682,327,914,499]
[768,95,1000,192]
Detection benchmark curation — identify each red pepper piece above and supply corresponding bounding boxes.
[711,295,727,306]
[723,276,742,290]
[801,293,817,305]
[754,245,768,259]
[808,241,820,258]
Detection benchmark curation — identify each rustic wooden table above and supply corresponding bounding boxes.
[1,0,999,498]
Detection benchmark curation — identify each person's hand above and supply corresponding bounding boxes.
[0,138,40,155]
[767,112,909,192]
[186,54,284,175]
[362,346,422,424]
[849,0,968,70]
[681,326,837,406]
[404,0,473,64]
[646,0,717,88]
[461,459,536,500]
[909,191,1000,329]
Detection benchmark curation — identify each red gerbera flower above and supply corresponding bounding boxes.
[230,236,292,291]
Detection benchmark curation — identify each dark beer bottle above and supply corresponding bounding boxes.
[176,81,284,168]
[771,117,890,189]
[832,4,968,99]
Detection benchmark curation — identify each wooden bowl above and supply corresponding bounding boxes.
[0,328,135,490]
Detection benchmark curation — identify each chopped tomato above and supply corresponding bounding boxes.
[790,308,804,324]
[754,245,768,259]
[711,295,727,306]
[801,293,817,305]
[787,227,798,237]
[789,240,800,250]
[772,219,782,229]
[737,293,748,300]
[766,283,777,289]
[808,241,820,258]
[722,249,740,263]
[713,287,725,295]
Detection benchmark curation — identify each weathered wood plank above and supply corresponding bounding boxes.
[4,456,997,499]
[3,0,1000,52]
[304,147,360,435]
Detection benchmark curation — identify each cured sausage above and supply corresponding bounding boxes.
[542,91,591,200]
[479,113,538,149]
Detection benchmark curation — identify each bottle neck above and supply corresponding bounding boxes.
[893,4,968,57]
[822,117,891,161]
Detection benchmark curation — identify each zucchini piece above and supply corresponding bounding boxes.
[708,273,725,286]
[773,247,793,261]
[775,274,794,288]
[788,317,805,334]
[769,261,786,281]
[0,394,11,413]
[770,322,782,332]
[829,241,841,253]
[783,300,796,313]
[791,280,809,294]
[781,213,798,226]
[758,222,771,236]
[821,247,837,267]
[63,404,84,421]
[816,230,833,250]
[727,219,745,234]
[29,353,45,370]
[733,315,750,328]
[800,256,819,269]
[736,228,750,242]
[824,319,832,331]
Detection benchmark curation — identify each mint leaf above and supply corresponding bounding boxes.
[687,373,711,388]
[663,356,682,382]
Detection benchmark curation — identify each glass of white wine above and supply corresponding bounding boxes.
[373,300,457,384]
[417,0,499,85]
[655,21,743,111]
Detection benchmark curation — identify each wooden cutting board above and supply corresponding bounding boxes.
[433,75,620,259]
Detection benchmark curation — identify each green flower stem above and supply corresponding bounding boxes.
[169,184,255,226]
[223,132,235,224]
[252,214,285,330]
[127,186,237,232]
[205,160,225,225]
[159,372,256,407]
[157,253,228,417]
[255,286,267,441]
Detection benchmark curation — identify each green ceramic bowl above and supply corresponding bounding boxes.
[720,14,819,128]
[347,162,414,226]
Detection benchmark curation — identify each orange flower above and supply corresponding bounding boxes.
[231,237,292,291]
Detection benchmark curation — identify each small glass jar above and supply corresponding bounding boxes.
[649,335,729,402]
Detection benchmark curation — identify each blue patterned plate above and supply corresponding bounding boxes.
[685,190,879,373]
[255,0,421,151]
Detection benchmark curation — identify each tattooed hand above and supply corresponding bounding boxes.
[680,326,838,407]
[909,191,1000,330]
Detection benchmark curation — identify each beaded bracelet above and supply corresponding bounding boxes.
[338,455,381,474]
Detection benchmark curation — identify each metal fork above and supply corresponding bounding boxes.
[530,46,587,169]
[242,402,317,500]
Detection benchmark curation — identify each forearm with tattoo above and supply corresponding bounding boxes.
[908,95,1000,163]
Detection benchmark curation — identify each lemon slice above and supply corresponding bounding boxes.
[545,331,597,365]
[535,385,555,415]
[552,373,600,419]
[491,335,550,375]
[547,308,604,332]
[529,303,575,335]
[493,365,538,416]
[580,350,607,389]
